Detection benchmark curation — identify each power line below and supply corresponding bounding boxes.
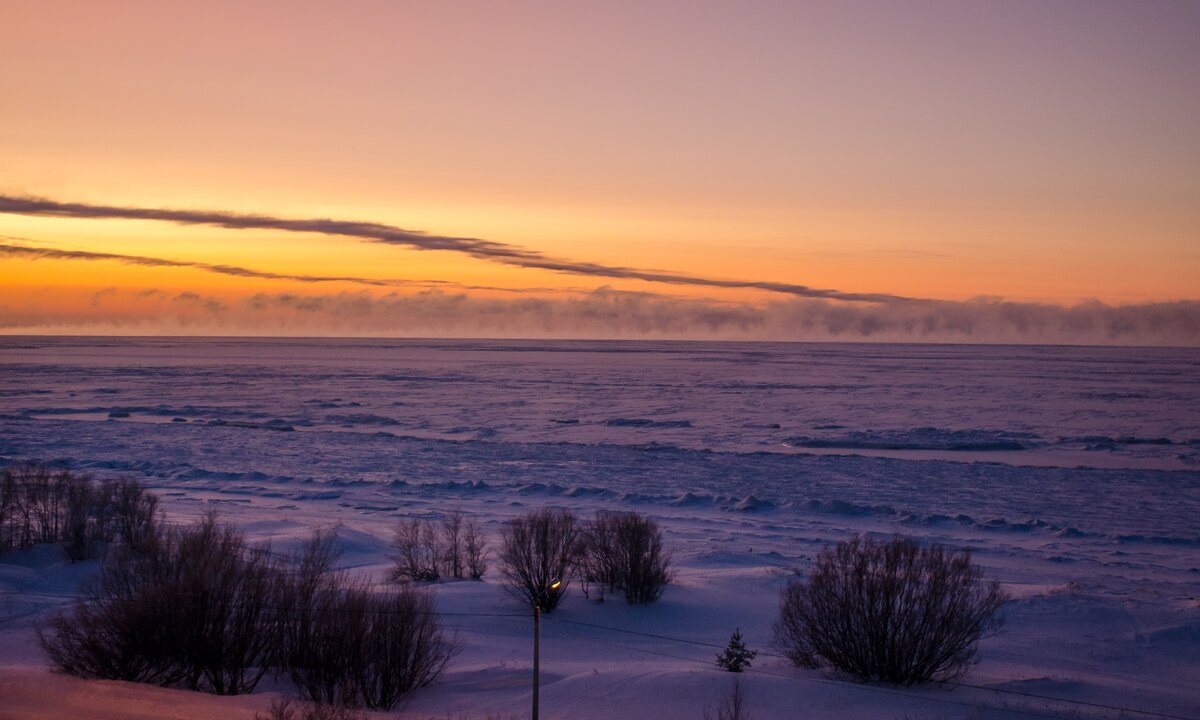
[2,588,1195,720]
[552,616,729,650]
[0,589,529,619]
[945,679,1200,720]
[543,622,1090,720]
[545,615,1199,720]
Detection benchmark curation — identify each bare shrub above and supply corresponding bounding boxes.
[0,465,158,559]
[282,557,366,707]
[576,510,617,601]
[774,533,1008,685]
[256,697,297,720]
[0,468,16,550]
[22,464,63,545]
[105,477,159,550]
[275,530,344,683]
[286,580,456,710]
[580,510,671,604]
[255,698,366,720]
[0,464,63,548]
[389,517,443,582]
[441,508,465,579]
[390,509,488,582]
[171,512,279,694]
[499,507,580,611]
[413,713,519,720]
[39,511,279,695]
[41,512,454,706]
[703,676,751,720]
[282,531,455,710]
[358,585,458,709]
[463,515,489,579]
[38,541,187,685]
[61,473,96,562]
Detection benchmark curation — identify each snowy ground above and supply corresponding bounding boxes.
[1,337,1198,720]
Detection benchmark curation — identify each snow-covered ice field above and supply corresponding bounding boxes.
[1,337,1198,719]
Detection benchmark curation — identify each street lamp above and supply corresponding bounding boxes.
[532,579,561,720]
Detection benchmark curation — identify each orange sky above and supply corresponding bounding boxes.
[2,1,1198,339]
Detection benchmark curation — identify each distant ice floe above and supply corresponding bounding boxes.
[445,426,498,438]
[1058,434,1190,450]
[604,418,694,429]
[207,418,295,432]
[325,413,402,426]
[784,427,1037,452]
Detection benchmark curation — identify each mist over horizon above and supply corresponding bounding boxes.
[2,196,1197,347]
[4,287,1199,347]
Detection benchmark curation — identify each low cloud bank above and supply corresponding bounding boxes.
[3,288,1197,346]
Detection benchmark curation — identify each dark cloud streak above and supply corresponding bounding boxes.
[0,241,559,294]
[0,194,906,302]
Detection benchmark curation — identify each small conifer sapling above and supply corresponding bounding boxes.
[716,628,757,672]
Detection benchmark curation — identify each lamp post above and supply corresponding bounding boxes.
[532,579,561,720]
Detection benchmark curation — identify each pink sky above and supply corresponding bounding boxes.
[1,1,1198,342]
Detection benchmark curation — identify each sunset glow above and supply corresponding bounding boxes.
[3,1,1198,342]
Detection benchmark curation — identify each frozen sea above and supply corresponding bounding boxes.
[2,336,1199,719]
[1,336,1198,540]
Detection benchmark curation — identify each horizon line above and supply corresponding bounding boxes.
[1,331,1195,351]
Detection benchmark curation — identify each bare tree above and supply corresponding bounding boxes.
[390,510,489,582]
[25,465,63,544]
[38,498,457,708]
[275,529,343,674]
[577,510,618,601]
[285,580,456,710]
[170,512,279,694]
[38,526,186,685]
[703,676,751,720]
[463,514,489,580]
[0,465,158,560]
[498,508,580,611]
[61,473,95,562]
[282,531,456,710]
[441,507,465,579]
[38,585,167,683]
[357,585,458,709]
[106,477,159,550]
[255,698,366,720]
[0,467,16,551]
[579,510,672,604]
[389,517,443,582]
[279,534,364,708]
[39,511,279,695]
[286,577,374,707]
[0,464,65,547]
[774,533,1008,685]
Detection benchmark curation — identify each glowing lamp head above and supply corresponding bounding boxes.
[549,580,561,590]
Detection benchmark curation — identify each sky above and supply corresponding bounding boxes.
[2,0,1198,343]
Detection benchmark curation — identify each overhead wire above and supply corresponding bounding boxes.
[542,620,1098,720]
[543,615,1199,720]
[0,588,1195,720]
